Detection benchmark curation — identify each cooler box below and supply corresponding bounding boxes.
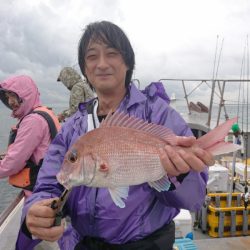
[174,209,193,239]
[207,164,229,192]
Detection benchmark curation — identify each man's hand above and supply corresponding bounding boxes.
[26,198,64,242]
[159,136,215,176]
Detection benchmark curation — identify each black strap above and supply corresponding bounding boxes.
[74,221,175,250]
[9,108,58,144]
[32,110,58,139]
[7,108,58,191]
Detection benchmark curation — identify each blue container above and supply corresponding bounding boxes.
[174,238,198,250]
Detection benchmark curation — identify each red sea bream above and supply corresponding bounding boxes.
[57,112,241,208]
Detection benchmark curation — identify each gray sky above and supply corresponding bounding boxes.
[0,0,250,105]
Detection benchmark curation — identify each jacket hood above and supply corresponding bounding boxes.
[0,75,41,119]
[57,67,83,90]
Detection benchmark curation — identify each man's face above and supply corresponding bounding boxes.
[84,40,128,94]
[5,91,21,111]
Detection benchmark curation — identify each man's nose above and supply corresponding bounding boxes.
[97,54,109,69]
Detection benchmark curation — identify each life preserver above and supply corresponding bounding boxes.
[8,106,61,191]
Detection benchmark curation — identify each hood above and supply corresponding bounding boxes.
[57,67,83,90]
[0,75,41,119]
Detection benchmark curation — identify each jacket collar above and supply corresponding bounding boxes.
[119,83,146,111]
[77,83,146,116]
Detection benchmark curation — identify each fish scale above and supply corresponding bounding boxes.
[91,134,164,186]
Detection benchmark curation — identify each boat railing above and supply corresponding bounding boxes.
[0,191,24,227]
[158,78,250,128]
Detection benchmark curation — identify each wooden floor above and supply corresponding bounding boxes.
[194,236,250,250]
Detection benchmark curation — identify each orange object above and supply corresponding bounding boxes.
[9,168,31,188]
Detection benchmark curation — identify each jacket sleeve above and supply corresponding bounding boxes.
[0,114,49,178]
[16,114,85,249]
[20,115,79,220]
[67,82,93,117]
[149,98,208,211]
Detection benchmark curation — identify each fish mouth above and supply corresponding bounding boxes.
[56,172,71,189]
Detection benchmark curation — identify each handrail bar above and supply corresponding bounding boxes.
[0,191,24,227]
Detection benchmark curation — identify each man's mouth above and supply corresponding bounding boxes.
[96,73,112,77]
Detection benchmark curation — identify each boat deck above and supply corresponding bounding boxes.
[194,236,250,250]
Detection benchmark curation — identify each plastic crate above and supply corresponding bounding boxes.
[207,193,250,237]
[174,209,193,239]
[173,238,198,250]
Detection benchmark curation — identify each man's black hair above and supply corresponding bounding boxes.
[78,21,135,90]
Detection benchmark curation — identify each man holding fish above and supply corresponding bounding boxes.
[16,21,237,250]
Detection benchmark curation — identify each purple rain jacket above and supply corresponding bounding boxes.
[17,82,208,249]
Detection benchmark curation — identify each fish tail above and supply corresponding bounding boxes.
[207,141,242,156]
[196,117,237,149]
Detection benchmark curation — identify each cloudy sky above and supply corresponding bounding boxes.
[0,0,250,105]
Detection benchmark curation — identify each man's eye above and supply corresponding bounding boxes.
[108,51,118,56]
[86,54,96,60]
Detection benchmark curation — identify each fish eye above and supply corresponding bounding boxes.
[68,149,78,163]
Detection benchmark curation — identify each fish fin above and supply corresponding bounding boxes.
[197,117,237,149]
[207,141,242,156]
[148,176,171,192]
[100,111,177,145]
[108,187,129,208]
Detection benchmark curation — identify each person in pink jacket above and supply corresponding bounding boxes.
[0,75,60,197]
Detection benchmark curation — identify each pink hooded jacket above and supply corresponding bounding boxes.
[0,75,51,181]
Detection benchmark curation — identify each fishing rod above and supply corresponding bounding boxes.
[228,37,249,207]
[212,35,219,81]
[214,38,229,124]
[207,36,224,127]
[241,35,250,210]
[207,36,220,128]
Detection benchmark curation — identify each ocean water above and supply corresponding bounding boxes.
[0,100,250,214]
